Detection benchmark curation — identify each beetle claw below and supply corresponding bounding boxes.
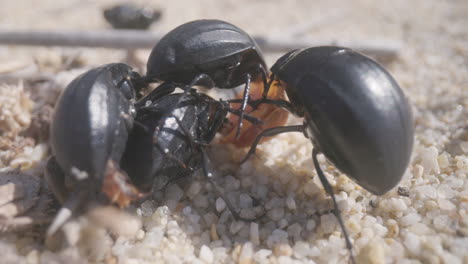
[46,189,89,237]
[46,207,72,237]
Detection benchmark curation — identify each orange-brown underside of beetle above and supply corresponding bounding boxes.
[102,160,146,208]
[220,76,289,147]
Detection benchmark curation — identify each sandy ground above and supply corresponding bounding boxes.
[0,0,467,263]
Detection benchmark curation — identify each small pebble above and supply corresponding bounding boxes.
[240,208,257,219]
[182,206,192,215]
[433,215,454,232]
[403,233,421,255]
[224,176,240,191]
[187,181,203,199]
[199,245,214,264]
[409,223,431,235]
[438,198,456,211]
[239,194,253,209]
[455,156,468,170]
[306,219,316,231]
[398,187,410,197]
[203,213,218,226]
[320,214,337,234]
[230,221,245,235]
[268,207,285,221]
[303,180,321,196]
[438,153,450,168]
[143,227,164,248]
[165,184,184,202]
[250,223,260,245]
[252,184,268,199]
[267,229,288,247]
[135,229,145,240]
[273,244,293,257]
[461,142,468,153]
[231,244,242,261]
[413,164,424,178]
[357,240,385,264]
[238,242,254,264]
[216,198,226,212]
[287,223,302,241]
[253,249,272,262]
[286,196,297,210]
[140,200,156,217]
[293,241,311,258]
[401,213,422,227]
[278,218,288,229]
[277,256,296,264]
[193,194,209,208]
[420,146,440,175]
[210,224,219,241]
[387,198,408,212]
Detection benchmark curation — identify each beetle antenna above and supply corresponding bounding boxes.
[46,189,88,237]
[312,148,356,264]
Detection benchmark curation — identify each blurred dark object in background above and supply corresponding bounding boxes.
[103,4,161,30]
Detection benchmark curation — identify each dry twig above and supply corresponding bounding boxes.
[0,30,401,60]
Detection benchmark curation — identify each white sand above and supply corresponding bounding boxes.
[0,0,467,263]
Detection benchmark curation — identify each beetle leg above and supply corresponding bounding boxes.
[258,63,269,91]
[158,168,195,191]
[154,142,192,169]
[46,187,90,236]
[226,107,263,125]
[136,82,178,109]
[235,73,251,139]
[252,98,302,116]
[170,115,209,147]
[312,148,355,264]
[240,125,303,164]
[200,149,262,222]
[227,97,300,116]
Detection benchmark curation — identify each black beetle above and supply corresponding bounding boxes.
[103,3,161,30]
[243,46,414,263]
[123,91,262,219]
[122,92,227,192]
[45,63,145,235]
[143,19,268,137]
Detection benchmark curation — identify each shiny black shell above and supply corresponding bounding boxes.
[122,92,228,191]
[146,19,266,88]
[50,63,137,183]
[103,4,161,30]
[272,46,414,195]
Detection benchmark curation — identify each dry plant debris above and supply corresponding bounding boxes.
[0,169,53,232]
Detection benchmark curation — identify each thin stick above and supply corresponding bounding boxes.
[0,30,158,49]
[0,30,401,60]
[272,10,347,38]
